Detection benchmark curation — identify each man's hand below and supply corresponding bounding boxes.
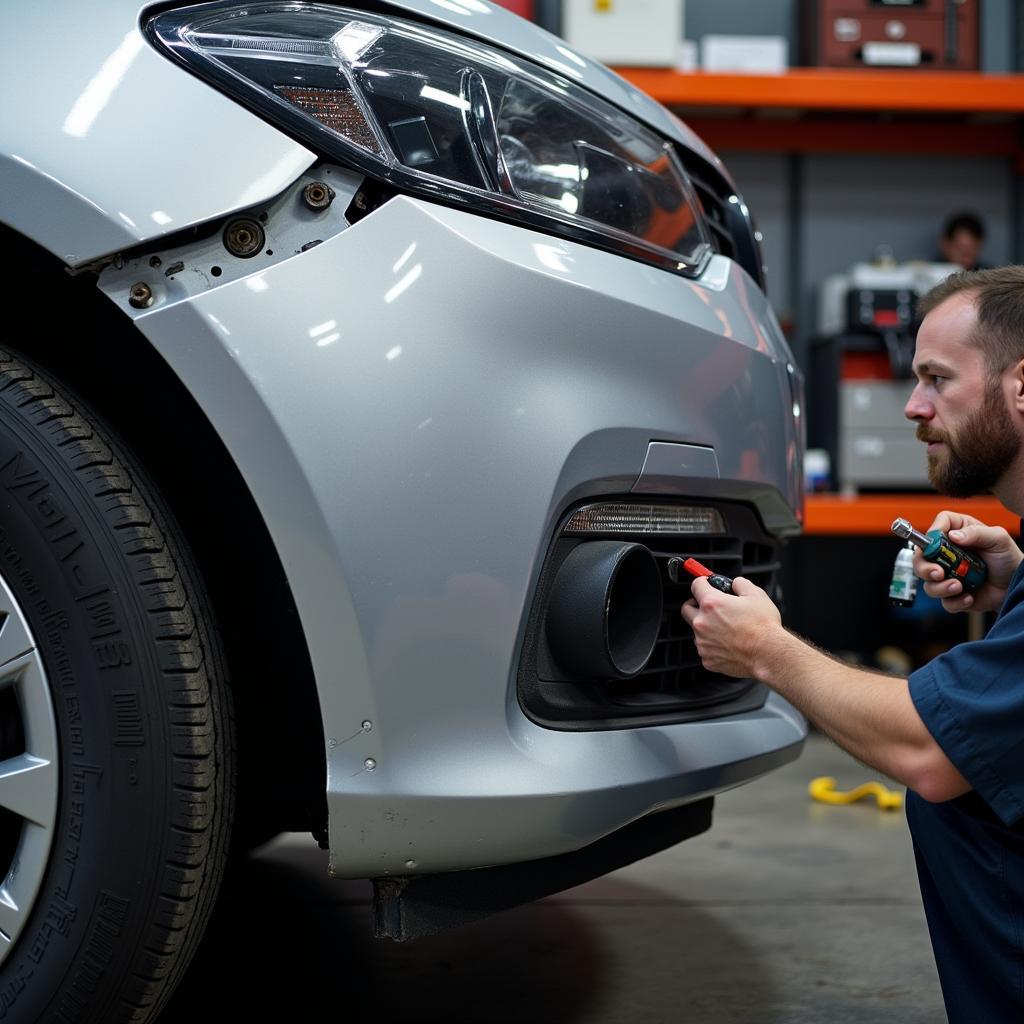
[680,576,784,679]
[916,512,1022,614]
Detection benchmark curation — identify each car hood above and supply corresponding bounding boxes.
[370,0,725,175]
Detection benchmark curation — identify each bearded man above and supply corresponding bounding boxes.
[683,266,1024,1023]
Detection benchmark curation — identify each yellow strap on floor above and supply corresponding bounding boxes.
[809,775,903,811]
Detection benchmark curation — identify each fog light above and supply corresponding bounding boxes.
[563,503,725,536]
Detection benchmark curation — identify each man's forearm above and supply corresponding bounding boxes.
[752,627,968,800]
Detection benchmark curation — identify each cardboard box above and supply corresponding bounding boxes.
[562,0,684,67]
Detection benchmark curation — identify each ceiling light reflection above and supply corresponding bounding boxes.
[309,319,338,338]
[429,0,489,13]
[207,313,231,336]
[555,45,587,68]
[420,85,470,112]
[393,242,417,273]
[385,263,422,304]
[533,243,573,274]
[63,31,144,139]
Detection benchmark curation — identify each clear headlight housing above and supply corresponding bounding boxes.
[149,3,711,275]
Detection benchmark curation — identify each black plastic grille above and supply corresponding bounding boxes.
[686,166,737,263]
[518,499,782,730]
[607,538,779,706]
[677,147,766,291]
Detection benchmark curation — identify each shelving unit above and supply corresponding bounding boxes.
[805,494,1019,535]
[616,68,1024,113]
[615,68,1024,162]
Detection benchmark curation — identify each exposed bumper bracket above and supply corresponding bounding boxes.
[372,798,713,941]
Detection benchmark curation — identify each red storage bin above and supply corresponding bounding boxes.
[492,0,535,18]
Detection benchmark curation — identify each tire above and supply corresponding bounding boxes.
[0,347,234,1022]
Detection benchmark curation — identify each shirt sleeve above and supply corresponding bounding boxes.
[909,570,1024,827]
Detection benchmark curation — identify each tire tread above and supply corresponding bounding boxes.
[0,347,235,1023]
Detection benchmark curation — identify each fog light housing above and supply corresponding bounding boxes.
[563,503,725,536]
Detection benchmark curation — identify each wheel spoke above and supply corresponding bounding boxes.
[0,887,19,943]
[0,754,55,827]
[0,612,32,675]
[0,521,59,971]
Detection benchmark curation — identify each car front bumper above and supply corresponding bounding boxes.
[126,189,807,877]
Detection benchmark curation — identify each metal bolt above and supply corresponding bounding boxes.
[361,720,373,732]
[303,181,336,211]
[405,859,417,869]
[149,256,162,269]
[223,217,265,259]
[128,282,154,309]
[364,758,377,771]
[353,192,368,211]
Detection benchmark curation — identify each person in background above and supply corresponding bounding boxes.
[938,210,989,271]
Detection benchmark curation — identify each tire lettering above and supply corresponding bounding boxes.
[111,691,144,747]
[93,641,131,670]
[0,964,32,1019]
[63,763,102,870]
[26,892,76,966]
[0,541,41,600]
[80,596,118,640]
[60,892,130,1021]
[0,450,43,493]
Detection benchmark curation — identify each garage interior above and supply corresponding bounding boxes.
[185,2,1016,1019]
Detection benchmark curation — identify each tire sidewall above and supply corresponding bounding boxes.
[0,388,169,1021]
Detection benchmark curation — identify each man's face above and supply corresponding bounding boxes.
[939,228,983,270]
[905,293,1021,497]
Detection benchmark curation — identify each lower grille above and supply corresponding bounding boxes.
[517,498,782,730]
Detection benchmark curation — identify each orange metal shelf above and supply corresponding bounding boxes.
[804,494,1020,535]
[683,117,1020,158]
[615,68,1024,114]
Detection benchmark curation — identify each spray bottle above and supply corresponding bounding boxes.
[888,542,918,608]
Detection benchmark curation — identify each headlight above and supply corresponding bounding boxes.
[149,3,711,275]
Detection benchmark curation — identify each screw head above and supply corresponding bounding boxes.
[303,181,336,211]
[364,758,377,771]
[223,217,265,259]
[128,282,154,309]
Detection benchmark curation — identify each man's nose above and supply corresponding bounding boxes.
[904,384,933,421]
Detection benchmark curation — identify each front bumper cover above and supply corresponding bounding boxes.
[115,186,806,876]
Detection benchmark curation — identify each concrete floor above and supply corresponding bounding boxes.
[164,733,945,1022]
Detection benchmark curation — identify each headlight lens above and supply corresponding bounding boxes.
[149,3,710,274]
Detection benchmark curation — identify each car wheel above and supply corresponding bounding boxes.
[0,347,234,1021]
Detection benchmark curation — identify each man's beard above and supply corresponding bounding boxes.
[917,389,1020,497]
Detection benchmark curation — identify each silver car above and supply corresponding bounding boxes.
[0,1,806,1019]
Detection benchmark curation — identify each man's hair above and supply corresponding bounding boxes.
[919,265,1024,376]
[941,210,986,241]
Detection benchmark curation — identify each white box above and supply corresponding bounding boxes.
[701,34,788,73]
[675,39,698,73]
[562,0,684,67]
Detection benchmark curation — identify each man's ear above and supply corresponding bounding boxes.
[1012,359,1024,412]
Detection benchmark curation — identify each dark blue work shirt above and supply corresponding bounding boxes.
[907,559,1024,1021]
